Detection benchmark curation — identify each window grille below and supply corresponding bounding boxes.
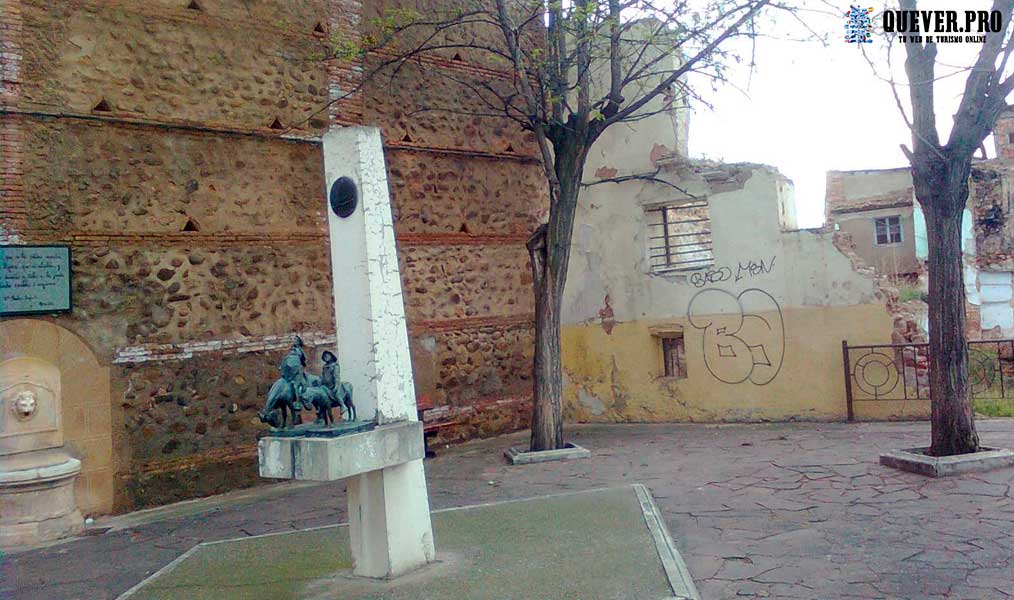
[647,200,713,272]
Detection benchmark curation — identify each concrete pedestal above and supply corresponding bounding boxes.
[0,449,83,548]
[259,421,434,578]
[347,459,436,578]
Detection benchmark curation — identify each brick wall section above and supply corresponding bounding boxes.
[8,0,544,511]
[994,111,1014,160]
[325,0,363,125]
[1,0,25,243]
[21,119,327,235]
[18,1,333,132]
[970,162,1014,270]
[350,0,545,441]
[0,115,23,244]
[367,44,545,437]
[10,0,348,511]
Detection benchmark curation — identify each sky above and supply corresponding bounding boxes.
[686,0,1000,228]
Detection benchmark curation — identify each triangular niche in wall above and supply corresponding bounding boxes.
[186,0,203,11]
[269,117,285,130]
[92,98,112,112]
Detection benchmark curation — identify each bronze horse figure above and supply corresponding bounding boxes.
[302,380,355,425]
[257,377,302,428]
[257,338,355,429]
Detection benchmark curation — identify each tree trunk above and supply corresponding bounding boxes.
[526,153,583,452]
[529,262,565,452]
[921,167,980,457]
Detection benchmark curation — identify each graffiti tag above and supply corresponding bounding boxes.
[689,256,776,288]
[687,288,785,385]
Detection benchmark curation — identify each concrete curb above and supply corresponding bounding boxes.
[633,484,701,600]
[880,446,1014,477]
[117,543,202,599]
[503,442,591,465]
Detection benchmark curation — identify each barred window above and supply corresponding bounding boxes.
[647,200,714,272]
[874,215,902,245]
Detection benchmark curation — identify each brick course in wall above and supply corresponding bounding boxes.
[1,0,25,243]
[4,0,544,511]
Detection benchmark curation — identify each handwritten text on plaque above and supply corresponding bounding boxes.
[0,246,72,316]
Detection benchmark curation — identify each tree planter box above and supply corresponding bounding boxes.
[504,442,591,465]
[879,447,1014,477]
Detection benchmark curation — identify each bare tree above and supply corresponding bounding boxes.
[334,0,780,451]
[871,0,1014,455]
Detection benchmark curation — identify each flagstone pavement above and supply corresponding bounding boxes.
[3,420,1014,599]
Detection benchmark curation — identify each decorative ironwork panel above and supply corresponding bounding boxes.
[843,339,1014,419]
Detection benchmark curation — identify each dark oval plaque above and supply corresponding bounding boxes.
[329,176,358,218]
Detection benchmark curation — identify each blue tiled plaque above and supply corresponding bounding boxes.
[0,245,72,316]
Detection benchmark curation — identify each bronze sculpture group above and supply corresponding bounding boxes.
[258,336,355,429]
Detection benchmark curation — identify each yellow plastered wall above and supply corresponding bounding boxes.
[563,305,929,423]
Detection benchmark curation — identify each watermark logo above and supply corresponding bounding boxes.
[845,5,875,43]
[882,10,1004,44]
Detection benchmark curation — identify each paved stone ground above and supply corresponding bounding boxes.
[3,420,1014,599]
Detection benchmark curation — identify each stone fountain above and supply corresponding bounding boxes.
[0,355,83,548]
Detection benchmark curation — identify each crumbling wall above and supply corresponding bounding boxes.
[970,164,1014,268]
[825,169,920,277]
[563,150,924,423]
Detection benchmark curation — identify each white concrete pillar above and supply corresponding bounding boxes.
[323,126,417,424]
[347,459,436,578]
[322,126,435,578]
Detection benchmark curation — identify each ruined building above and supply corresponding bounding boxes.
[559,89,923,424]
[1,0,545,514]
[826,110,1014,340]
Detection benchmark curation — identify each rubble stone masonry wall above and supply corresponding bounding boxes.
[2,0,544,512]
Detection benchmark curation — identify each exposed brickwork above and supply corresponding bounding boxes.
[113,341,333,512]
[993,110,1014,161]
[970,162,1014,270]
[832,230,925,340]
[400,244,534,322]
[0,0,25,243]
[325,0,363,125]
[7,0,545,511]
[19,0,333,132]
[0,114,24,243]
[21,117,326,234]
[364,57,537,155]
[387,149,545,236]
[66,244,334,352]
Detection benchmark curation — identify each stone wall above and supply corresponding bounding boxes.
[3,0,544,512]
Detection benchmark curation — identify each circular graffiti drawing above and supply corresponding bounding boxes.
[686,288,785,386]
[853,351,900,398]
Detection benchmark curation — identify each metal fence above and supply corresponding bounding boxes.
[842,339,1014,420]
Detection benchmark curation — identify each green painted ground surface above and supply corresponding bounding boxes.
[126,486,673,600]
